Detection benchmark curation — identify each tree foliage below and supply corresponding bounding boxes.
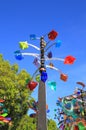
[47,119,59,130]
[16,116,59,130]
[16,115,36,130]
[0,54,32,130]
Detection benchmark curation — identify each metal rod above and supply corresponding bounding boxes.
[45,42,57,52]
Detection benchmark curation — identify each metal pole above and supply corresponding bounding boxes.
[37,37,47,130]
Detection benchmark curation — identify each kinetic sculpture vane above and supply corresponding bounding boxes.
[0,99,11,126]
[54,82,86,130]
[14,30,76,90]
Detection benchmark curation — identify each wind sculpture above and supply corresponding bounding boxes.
[54,82,86,130]
[14,30,76,89]
[0,99,11,127]
[14,30,76,130]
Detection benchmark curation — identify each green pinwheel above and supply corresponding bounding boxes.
[19,41,29,50]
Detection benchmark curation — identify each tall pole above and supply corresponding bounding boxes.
[37,37,47,130]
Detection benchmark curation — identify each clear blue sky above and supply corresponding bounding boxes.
[0,0,86,122]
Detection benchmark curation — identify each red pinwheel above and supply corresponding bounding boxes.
[0,116,4,121]
[27,81,38,91]
[60,73,68,81]
[64,55,76,64]
[48,30,58,40]
[0,99,5,103]
[73,125,79,130]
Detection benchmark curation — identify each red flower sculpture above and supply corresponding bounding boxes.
[64,55,76,64]
[27,81,38,91]
[48,30,58,40]
[60,73,68,81]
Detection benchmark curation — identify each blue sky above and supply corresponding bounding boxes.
[0,0,86,123]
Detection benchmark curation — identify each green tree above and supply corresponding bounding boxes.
[47,119,59,130]
[0,54,32,130]
[16,116,59,130]
[16,115,37,130]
